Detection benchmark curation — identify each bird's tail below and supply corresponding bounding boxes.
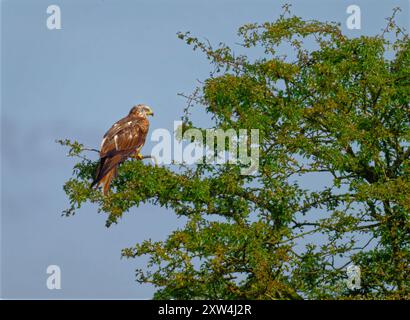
[90,158,105,189]
[100,168,116,195]
[90,157,119,195]
[91,167,117,195]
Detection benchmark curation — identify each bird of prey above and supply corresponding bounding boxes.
[91,104,154,194]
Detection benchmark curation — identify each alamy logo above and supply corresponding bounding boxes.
[346,264,361,290]
[46,265,61,290]
[46,5,62,30]
[150,121,260,175]
[346,5,361,30]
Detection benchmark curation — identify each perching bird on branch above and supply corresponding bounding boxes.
[91,104,154,194]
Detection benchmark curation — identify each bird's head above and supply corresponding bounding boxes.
[130,104,154,117]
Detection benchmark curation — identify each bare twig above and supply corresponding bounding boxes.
[82,147,100,153]
[141,155,158,166]
[80,146,157,166]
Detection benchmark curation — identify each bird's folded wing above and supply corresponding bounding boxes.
[100,117,148,158]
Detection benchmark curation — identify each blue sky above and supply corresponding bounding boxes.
[1,0,408,299]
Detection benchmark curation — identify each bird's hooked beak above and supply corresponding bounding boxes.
[145,106,154,116]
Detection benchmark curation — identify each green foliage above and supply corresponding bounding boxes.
[59,8,409,299]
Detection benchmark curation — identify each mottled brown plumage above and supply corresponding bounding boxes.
[91,104,154,194]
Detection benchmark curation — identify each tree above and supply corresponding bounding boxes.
[59,7,409,299]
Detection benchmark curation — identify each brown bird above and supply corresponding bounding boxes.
[91,104,154,194]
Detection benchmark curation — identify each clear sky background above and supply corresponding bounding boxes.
[1,0,408,299]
